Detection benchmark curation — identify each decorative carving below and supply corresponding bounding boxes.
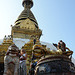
[35,55,75,75]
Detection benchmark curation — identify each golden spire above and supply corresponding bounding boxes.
[11,0,42,39]
[15,0,38,28]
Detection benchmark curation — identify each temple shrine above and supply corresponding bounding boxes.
[0,0,75,75]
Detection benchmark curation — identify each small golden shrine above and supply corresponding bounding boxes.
[0,35,14,63]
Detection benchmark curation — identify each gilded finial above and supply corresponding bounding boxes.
[22,0,33,9]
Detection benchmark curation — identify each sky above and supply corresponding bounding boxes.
[0,0,75,58]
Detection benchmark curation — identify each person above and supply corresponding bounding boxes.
[19,49,27,75]
[29,54,37,75]
[3,44,19,75]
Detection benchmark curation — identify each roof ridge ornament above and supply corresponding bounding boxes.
[22,0,33,9]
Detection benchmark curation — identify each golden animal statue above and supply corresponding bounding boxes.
[32,42,73,61]
[32,44,46,60]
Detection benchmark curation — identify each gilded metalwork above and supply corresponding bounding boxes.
[0,36,14,63]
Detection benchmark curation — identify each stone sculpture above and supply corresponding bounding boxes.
[3,44,19,75]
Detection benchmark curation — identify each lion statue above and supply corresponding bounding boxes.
[3,44,19,75]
